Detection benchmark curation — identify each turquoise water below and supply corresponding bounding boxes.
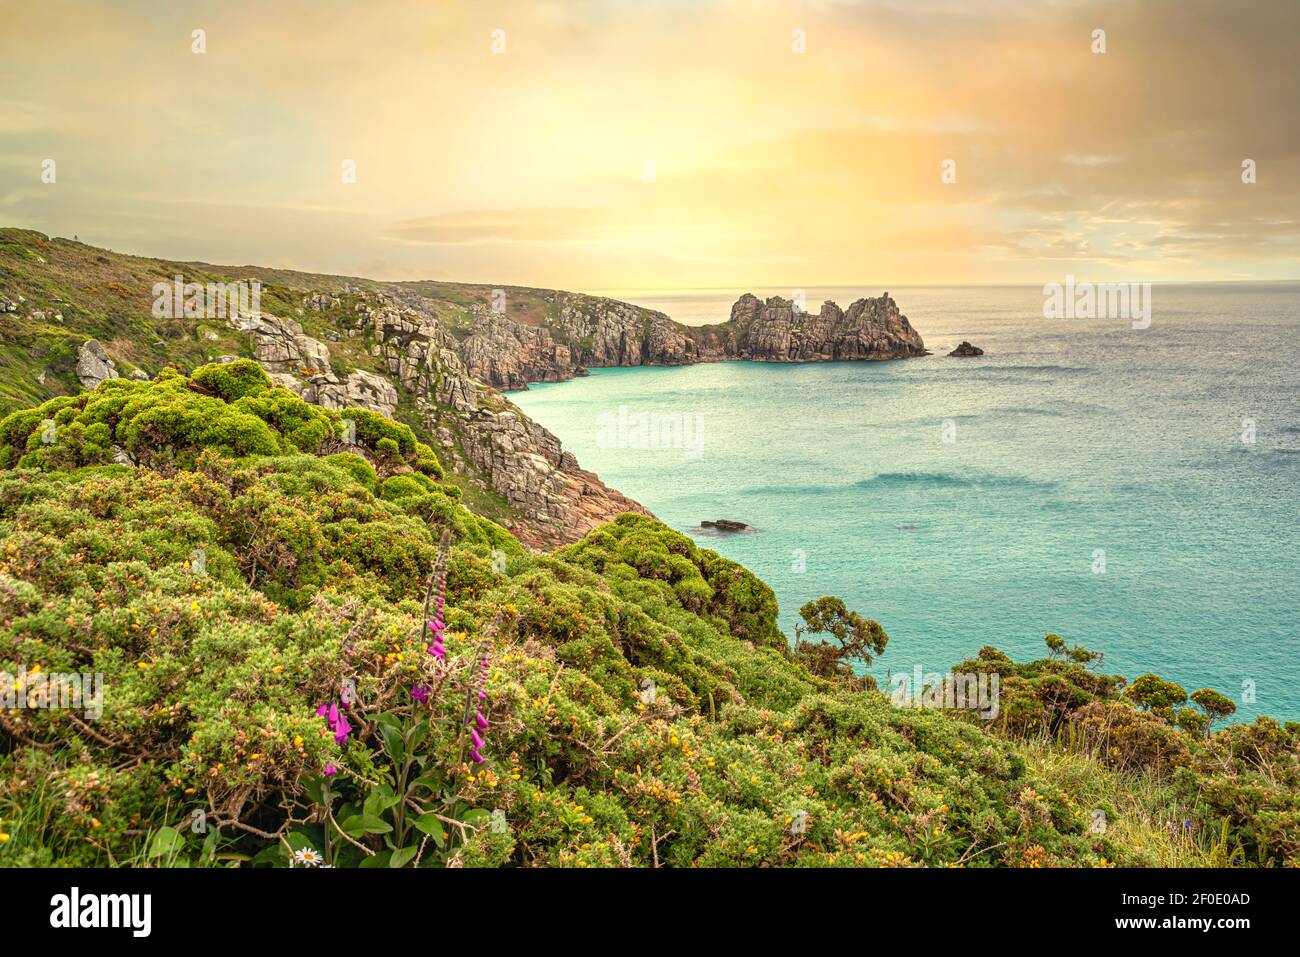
[514,285,1300,722]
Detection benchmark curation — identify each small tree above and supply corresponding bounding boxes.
[792,596,888,684]
[1125,673,1187,725]
[1044,633,1101,667]
[1190,688,1237,734]
[1176,707,1208,736]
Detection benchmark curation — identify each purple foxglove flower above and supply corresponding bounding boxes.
[411,684,430,704]
[324,762,338,776]
[334,714,352,745]
[470,750,484,764]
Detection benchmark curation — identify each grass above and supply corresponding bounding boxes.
[1016,734,1217,866]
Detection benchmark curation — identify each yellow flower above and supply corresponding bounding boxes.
[0,833,10,843]
[293,735,304,749]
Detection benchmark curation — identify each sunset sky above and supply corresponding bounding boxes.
[2,0,1298,292]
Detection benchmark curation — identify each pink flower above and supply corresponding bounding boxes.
[316,700,352,745]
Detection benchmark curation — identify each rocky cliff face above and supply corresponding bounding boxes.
[237,312,401,417]
[1,229,924,551]
[456,292,697,389]
[696,293,927,362]
[231,289,649,549]
[453,290,926,389]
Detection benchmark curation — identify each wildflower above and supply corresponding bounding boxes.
[292,847,324,867]
[423,540,451,661]
[468,641,493,763]
[316,701,352,745]
[411,683,430,704]
[324,762,338,777]
[0,833,9,843]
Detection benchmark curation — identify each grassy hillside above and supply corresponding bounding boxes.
[0,227,642,418]
[1,368,1295,868]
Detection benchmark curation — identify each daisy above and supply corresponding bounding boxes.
[292,847,324,867]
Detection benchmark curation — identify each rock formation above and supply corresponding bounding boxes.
[948,341,984,357]
[696,293,927,362]
[75,340,118,389]
[238,313,401,417]
[219,285,930,546]
[230,292,649,549]
[451,291,927,389]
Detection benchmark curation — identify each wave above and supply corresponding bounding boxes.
[853,471,1057,490]
[740,470,1058,498]
[989,405,1070,418]
[741,483,839,496]
[956,364,1092,375]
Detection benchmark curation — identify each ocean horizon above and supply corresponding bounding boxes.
[515,283,1300,722]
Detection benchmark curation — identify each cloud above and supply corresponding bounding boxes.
[1,0,1297,288]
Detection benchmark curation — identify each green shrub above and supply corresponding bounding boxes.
[190,359,271,401]
[1178,717,1300,866]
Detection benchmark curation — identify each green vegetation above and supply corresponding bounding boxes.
[1,373,1295,868]
[1,231,1295,867]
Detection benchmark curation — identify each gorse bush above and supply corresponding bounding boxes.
[0,360,443,478]
[0,373,1294,867]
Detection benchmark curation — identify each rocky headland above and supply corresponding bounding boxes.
[0,228,925,549]
[451,288,928,390]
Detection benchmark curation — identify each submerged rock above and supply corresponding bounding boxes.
[702,519,749,531]
[948,340,984,357]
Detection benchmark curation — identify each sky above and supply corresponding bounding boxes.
[2,0,1298,293]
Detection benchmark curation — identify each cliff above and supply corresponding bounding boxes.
[0,229,920,546]
[447,288,927,390]
[2,227,1293,873]
[0,229,646,548]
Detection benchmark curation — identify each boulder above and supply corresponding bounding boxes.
[76,340,119,389]
[702,519,749,531]
[948,340,984,357]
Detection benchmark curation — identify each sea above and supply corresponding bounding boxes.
[512,284,1300,722]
